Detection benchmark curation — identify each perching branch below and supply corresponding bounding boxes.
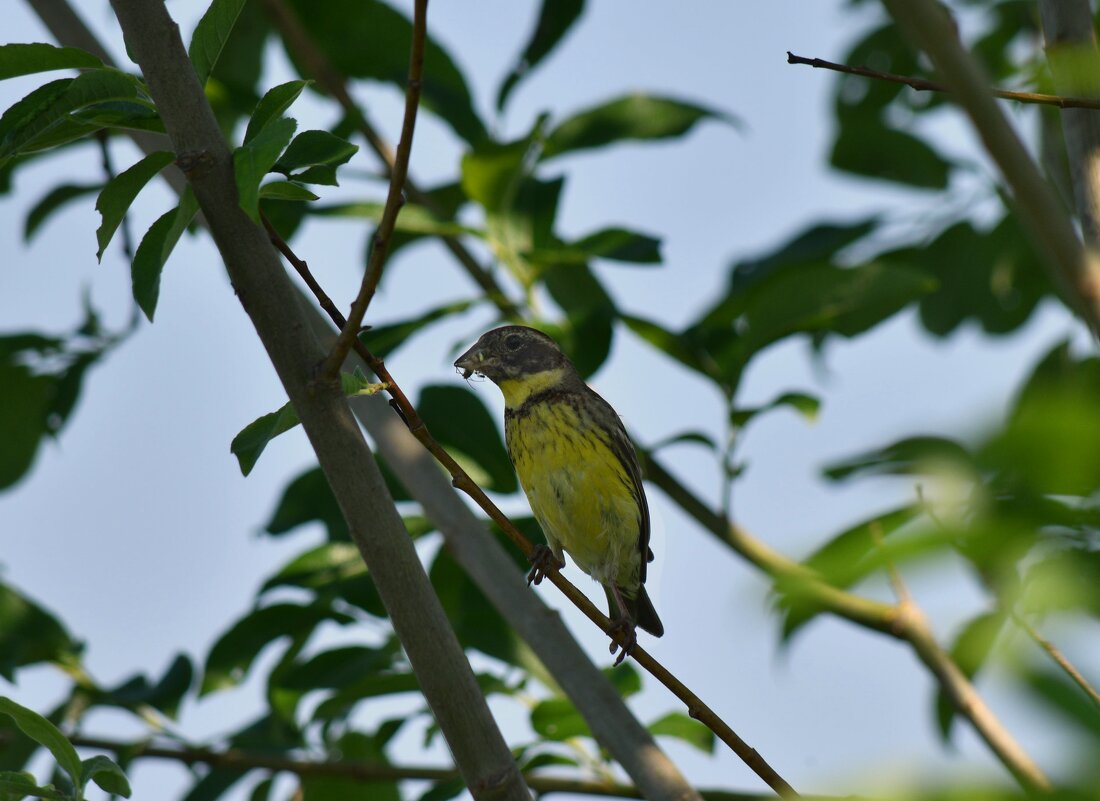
[258,0,524,321]
[99,2,529,799]
[879,0,1100,340]
[263,220,799,800]
[318,0,426,379]
[53,733,825,801]
[787,51,1100,110]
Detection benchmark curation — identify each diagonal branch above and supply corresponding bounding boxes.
[263,218,799,800]
[99,1,529,798]
[258,0,524,320]
[880,0,1100,340]
[787,51,1100,110]
[318,0,426,380]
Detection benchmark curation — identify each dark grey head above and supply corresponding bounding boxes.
[454,325,573,383]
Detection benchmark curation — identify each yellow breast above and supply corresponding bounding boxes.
[505,392,642,589]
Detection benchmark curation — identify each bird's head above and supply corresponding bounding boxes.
[454,325,571,385]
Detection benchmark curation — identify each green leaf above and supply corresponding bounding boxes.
[645,430,717,454]
[526,226,661,266]
[79,755,131,797]
[274,129,358,186]
[648,712,715,754]
[730,390,820,427]
[261,541,387,617]
[0,582,80,681]
[0,69,142,165]
[264,467,349,541]
[935,611,1005,742]
[230,401,300,476]
[24,181,100,241]
[542,94,734,159]
[0,364,53,492]
[313,201,473,237]
[0,771,66,801]
[621,314,711,378]
[0,698,81,787]
[311,673,426,721]
[95,150,175,260]
[299,732,399,801]
[189,0,249,84]
[496,0,585,111]
[131,188,200,321]
[276,644,398,691]
[823,436,975,483]
[831,123,951,189]
[243,80,309,143]
[357,300,475,359]
[258,180,318,201]
[540,262,616,377]
[1023,668,1100,742]
[0,43,102,80]
[233,115,296,222]
[417,779,466,801]
[530,698,588,740]
[283,0,486,144]
[418,385,517,493]
[201,603,352,694]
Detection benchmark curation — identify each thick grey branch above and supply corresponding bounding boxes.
[100,2,528,798]
[882,0,1100,339]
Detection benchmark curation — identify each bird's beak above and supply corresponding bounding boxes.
[454,344,487,379]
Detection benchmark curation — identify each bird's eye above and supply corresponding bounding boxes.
[505,334,523,351]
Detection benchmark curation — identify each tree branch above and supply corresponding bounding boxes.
[318,0,425,379]
[1038,0,1100,248]
[54,733,828,801]
[787,51,1100,110]
[264,216,799,800]
[1010,612,1100,711]
[99,2,528,798]
[879,0,1100,340]
[258,0,524,320]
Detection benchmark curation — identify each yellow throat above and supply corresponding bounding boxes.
[498,367,568,408]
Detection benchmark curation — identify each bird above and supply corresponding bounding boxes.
[454,325,662,663]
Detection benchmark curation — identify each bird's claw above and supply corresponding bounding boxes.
[526,544,563,586]
[607,618,638,667]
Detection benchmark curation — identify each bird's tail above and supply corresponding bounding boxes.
[607,585,664,638]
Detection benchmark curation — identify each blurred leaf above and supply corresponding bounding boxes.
[541,261,616,377]
[244,80,309,144]
[264,466,349,541]
[1024,667,1100,742]
[831,124,951,188]
[648,712,715,754]
[258,180,318,201]
[261,540,390,617]
[530,698,588,740]
[0,363,53,491]
[646,430,717,454]
[731,390,820,427]
[823,436,975,483]
[313,201,473,237]
[542,94,734,159]
[621,314,711,379]
[526,226,661,266]
[181,769,249,801]
[234,115,296,221]
[189,0,249,85]
[0,582,80,682]
[79,755,131,798]
[283,0,486,144]
[208,0,271,131]
[311,673,425,721]
[417,778,466,801]
[496,0,585,111]
[935,611,1006,742]
[84,654,194,720]
[131,187,200,321]
[24,181,99,241]
[1018,547,1100,617]
[418,384,517,493]
[276,643,398,691]
[0,43,102,80]
[300,732,399,801]
[95,150,175,261]
[201,603,353,695]
[358,300,476,359]
[605,663,642,697]
[0,698,81,788]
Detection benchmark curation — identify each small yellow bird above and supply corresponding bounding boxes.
[455,325,662,661]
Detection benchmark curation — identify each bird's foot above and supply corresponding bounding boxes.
[526,544,563,586]
[607,617,638,667]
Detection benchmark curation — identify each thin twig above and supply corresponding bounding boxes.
[263,221,799,800]
[787,51,1100,110]
[1010,611,1100,710]
[318,0,426,380]
[869,520,911,605]
[20,732,832,801]
[259,0,524,321]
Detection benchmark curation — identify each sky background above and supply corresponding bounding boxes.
[1,1,1097,799]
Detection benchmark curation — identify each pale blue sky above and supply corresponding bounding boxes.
[1,2,1094,799]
